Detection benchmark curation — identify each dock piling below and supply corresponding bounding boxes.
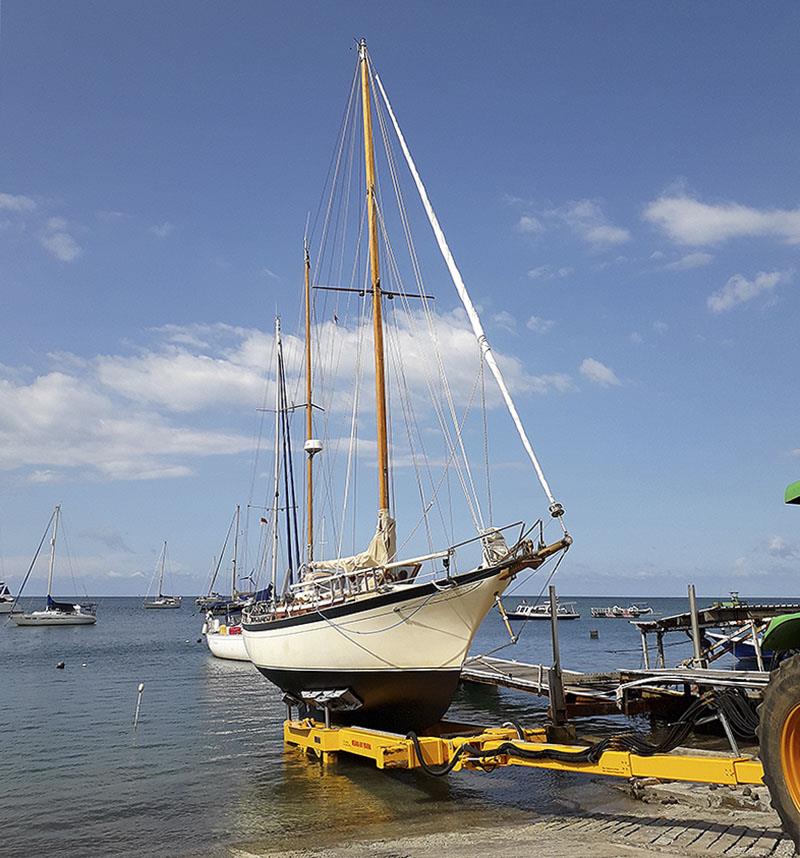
[688,584,706,667]
[547,585,568,726]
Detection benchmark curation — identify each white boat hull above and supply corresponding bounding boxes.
[0,602,20,614]
[206,630,250,661]
[242,564,509,730]
[13,610,96,626]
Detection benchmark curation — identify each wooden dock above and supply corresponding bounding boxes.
[460,656,761,718]
[461,655,632,716]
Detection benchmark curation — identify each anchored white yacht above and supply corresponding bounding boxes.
[144,542,182,609]
[13,505,97,626]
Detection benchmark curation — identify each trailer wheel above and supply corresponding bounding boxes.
[758,653,800,851]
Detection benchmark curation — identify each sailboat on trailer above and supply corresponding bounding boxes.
[242,41,571,731]
[143,542,182,609]
[13,505,97,626]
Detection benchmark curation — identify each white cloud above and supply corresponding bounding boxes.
[644,194,800,246]
[260,267,279,279]
[527,265,573,281]
[0,369,251,481]
[40,230,82,262]
[652,321,669,333]
[707,270,791,313]
[0,308,575,484]
[767,535,798,559]
[492,310,517,333]
[629,332,643,345]
[526,315,555,334]
[554,199,631,249]
[579,357,621,387]
[149,221,175,238]
[517,215,543,235]
[0,192,36,212]
[649,250,665,260]
[665,252,714,270]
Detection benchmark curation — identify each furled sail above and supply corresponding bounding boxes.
[310,510,396,575]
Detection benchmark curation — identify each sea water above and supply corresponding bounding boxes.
[0,595,751,857]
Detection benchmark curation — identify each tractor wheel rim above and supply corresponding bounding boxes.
[781,702,800,808]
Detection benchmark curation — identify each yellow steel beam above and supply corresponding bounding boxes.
[283,719,764,786]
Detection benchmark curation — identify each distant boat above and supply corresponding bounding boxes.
[591,604,652,619]
[507,600,580,620]
[143,542,182,609]
[0,581,21,614]
[196,592,225,610]
[12,505,97,626]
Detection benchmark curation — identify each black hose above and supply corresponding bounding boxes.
[407,694,718,777]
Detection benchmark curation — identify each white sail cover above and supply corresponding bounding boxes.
[311,510,396,574]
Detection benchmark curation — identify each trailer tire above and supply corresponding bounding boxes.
[758,652,800,852]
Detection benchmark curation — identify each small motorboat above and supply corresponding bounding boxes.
[591,604,652,619]
[507,599,580,620]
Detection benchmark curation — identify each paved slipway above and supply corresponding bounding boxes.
[238,785,793,858]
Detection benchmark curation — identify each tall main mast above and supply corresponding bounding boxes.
[270,318,282,592]
[303,241,315,561]
[358,39,391,516]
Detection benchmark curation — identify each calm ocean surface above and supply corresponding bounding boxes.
[0,594,768,857]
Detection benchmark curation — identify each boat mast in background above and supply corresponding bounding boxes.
[46,504,61,603]
[232,504,240,599]
[359,38,391,523]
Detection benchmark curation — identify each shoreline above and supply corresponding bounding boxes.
[235,782,790,858]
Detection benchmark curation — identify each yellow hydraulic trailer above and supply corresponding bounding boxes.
[284,719,764,786]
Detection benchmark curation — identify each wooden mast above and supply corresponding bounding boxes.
[304,241,314,561]
[358,39,390,515]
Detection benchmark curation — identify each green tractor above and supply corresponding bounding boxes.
[756,480,800,849]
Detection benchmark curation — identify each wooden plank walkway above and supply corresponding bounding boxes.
[526,813,790,856]
[461,655,659,715]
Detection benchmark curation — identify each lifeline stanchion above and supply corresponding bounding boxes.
[133,682,145,730]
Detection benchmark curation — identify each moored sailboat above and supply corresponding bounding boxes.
[13,505,97,626]
[242,41,571,731]
[0,582,21,614]
[143,542,182,609]
[204,505,250,661]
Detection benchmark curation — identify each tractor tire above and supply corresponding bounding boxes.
[758,652,800,852]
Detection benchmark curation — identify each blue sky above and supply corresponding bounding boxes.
[1,1,799,597]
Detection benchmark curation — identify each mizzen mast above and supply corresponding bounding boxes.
[359,38,391,518]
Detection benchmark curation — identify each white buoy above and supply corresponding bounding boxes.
[133,682,145,730]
